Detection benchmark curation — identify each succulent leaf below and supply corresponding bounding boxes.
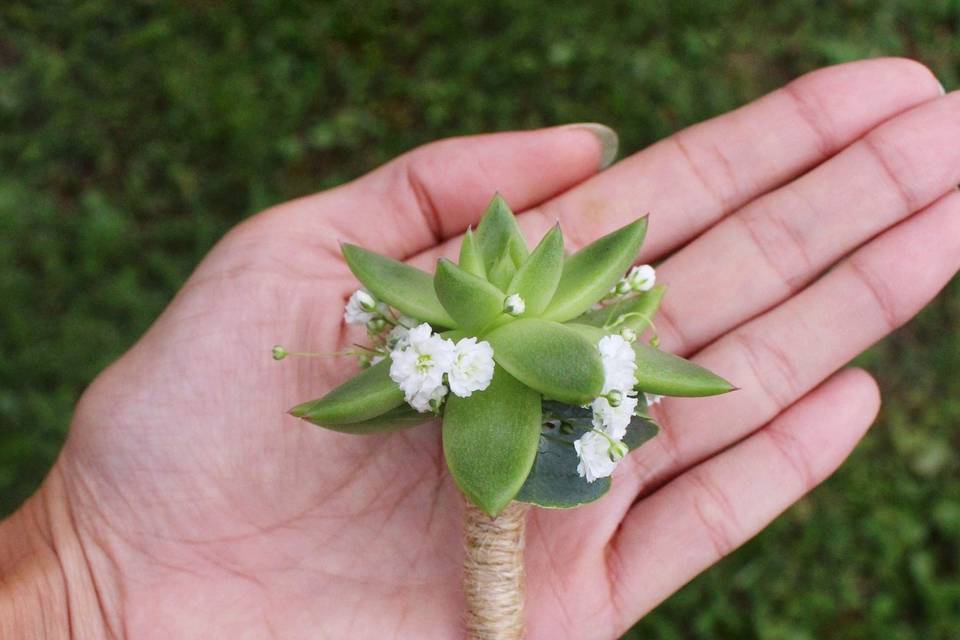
[310,405,435,434]
[289,358,404,425]
[485,318,604,404]
[458,227,487,279]
[443,366,542,516]
[434,258,505,330]
[633,342,736,396]
[341,243,454,327]
[542,217,648,323]
[507,225,564,316]
[487,243,519,291]
[475,194,529,270]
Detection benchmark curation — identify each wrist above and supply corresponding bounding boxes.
[1,467,117,638]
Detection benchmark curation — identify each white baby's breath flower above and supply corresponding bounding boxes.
[344,288,379,325]
[627,265,656,292]
[591,393,639,441]
[410,383,448,413]
[389,324,455,413]
[504,293,526,316]
[598,334,637,394]
[645,393,663,406]
[387,324,411,350]
[448,337,495,398]
[574,431,620,482]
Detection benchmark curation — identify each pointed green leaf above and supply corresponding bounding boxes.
[458,227,486,279]
[574,285,666,331]
[507,225,564,316]
[475,194,529,270]
[443,366,541,516]
[289,358,404,425]
[341,243,454,327]
[516,401,658,509]
[487,244,519,291]
[486,318,604,404]
[434,258,505,331]
[310,405,435,435]
[633,342,736,396]
[542,217,648,322]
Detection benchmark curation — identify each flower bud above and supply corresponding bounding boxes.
[606,388,624,407]
[356,289,378,312]
[609,439,629,461]
[366,317,387,333]
[271,345,288,361]
[619,327,637,343]
[627,265,656,292]
[614,279,632,296]
[504,293,526,316]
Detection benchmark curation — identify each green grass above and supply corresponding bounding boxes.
[1,1,958,637]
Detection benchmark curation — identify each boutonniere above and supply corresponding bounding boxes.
[277,194,734,637]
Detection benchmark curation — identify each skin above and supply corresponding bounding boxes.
[2,57,959,639]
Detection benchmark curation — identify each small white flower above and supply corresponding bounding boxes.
[386,324,411,350]
[448,337,495,398]
[504,293,526,316]
[574,431,620,482]
[370,353,385,366]
[627,265,656,292]
[598,334,637,394]
[389,324,455,413]
[645,393,663,406]
[591,393,639,440]
[410,383,448,413]
[344,288,379,325]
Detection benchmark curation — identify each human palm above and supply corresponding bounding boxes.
[33,59,960,639]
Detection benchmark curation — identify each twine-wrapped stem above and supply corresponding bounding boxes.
[462,500,530,639]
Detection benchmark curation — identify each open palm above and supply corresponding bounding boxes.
[41,59,960,639]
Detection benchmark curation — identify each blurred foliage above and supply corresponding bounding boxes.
[0,1,958,637]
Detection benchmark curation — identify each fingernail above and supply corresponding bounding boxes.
[938,80,947,96]
[563,122,619,170]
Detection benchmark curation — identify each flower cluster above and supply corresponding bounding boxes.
[389,324,495,413]
[575,334,639,482]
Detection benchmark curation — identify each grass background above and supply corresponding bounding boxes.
[1,1,958,637]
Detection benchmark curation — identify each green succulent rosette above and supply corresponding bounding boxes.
[288,195,734,516]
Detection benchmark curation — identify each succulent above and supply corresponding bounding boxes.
[288,195,734,516]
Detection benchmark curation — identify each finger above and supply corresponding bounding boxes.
[615,188,960,508]
[654,91,960,356]
[607,368,880,633]
[263,124,615,259]
[411,57,943,267]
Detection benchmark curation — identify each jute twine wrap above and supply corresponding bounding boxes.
[462,500,530,640]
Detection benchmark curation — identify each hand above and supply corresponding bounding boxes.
[3,58,957,639]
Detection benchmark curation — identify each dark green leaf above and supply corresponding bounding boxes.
[475,194,529,270]
[289,358,404,425]
[507,225,564,316]
[341,243,454,327]
[486,318,604,404]
[458,227,486,279]
[574,284,666,331]
[542,217,648,322]
[515,430,611,508]
[443,366,542,517]
[434,258,505,330]
[516,401,658,508]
